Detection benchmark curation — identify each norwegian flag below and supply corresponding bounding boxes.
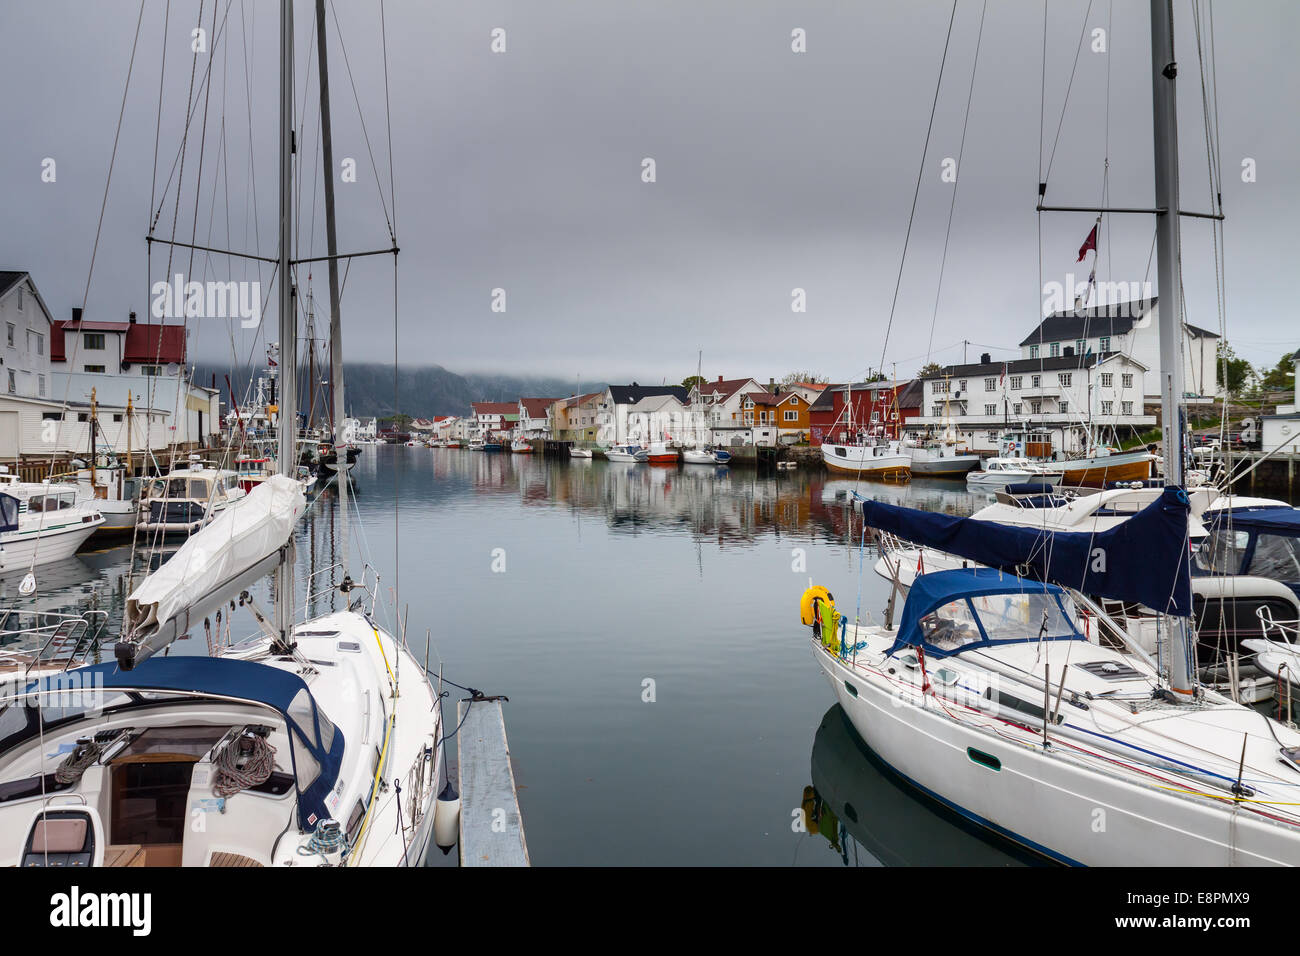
[1076,222,1099,262]
[1075,266,1097,311]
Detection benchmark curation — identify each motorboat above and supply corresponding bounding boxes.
[905,437,981,476]
[510,438,534,453]
[0,487,104,573]
[605,444,649,463]
[137,461,249,537]
[569,446,594,459]
[966,457,1063,490]
[643,441,678,465]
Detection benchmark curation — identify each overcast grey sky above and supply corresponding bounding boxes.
[2,1,1296,385]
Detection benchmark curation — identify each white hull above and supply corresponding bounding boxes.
[821,443,910,479]
[908,448,981,475]
[816,642,1300,865]
[0,517,103,573]
[569,448,593,458]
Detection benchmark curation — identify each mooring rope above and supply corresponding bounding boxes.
[213,733,277,797]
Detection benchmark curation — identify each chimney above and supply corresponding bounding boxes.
[980,352,991,364]
[71,307,82,323]
[1064,346,1075,357]
[129,311,137,324]
[769,377,776,394]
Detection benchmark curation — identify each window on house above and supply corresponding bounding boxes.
[1013,402,1022,415]
[5,324,13,347]
[1122,373,1133,389]
[1059,401,1069,414]
[987,431,999,442]
[85,364,106,374]
[1100,372,1113,387]
[38,374,45,397]
[984,377,997,392]
[1058,372,1072,387]
[1076,339,1087,354]
[41,412,62,421]
[1031,401,1042,414]
[984,404,996,416]
[1029,345,1039,359]
[1099,336,1111,352]
[15,288,22,312]
[76,413,89,423]
[870,411,880,422]
[933,380,950,394]
[1049,343,1060,357]
[1031,374,1041,388]
[1101,401,1114,415]
[1121,401,1133,415]
[784,410,797,422]
[932,405,945,417]
[1010,376,1022,389]
[142,365,162,376]
[83,333,105,350]
[6,370,13,393]
[958,380,968,392]
[35,333,43,356]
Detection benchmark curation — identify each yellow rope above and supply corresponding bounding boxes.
[1152,783,1300,807]
[346,709,396,866]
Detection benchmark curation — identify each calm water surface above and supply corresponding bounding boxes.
[12,445,1046,865]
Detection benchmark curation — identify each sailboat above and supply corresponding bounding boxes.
[0,0,443,868]
[798,0,1300,864]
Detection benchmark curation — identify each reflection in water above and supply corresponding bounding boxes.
[804,705,1043,866]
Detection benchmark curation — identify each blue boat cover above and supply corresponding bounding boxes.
[1207,506,1300,536]
[892,567,1083,658]
[24,656,344,829]
[859,485,1193,616]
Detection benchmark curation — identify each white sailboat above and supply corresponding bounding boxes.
[799,0,1300,864]
[0,0,444,868]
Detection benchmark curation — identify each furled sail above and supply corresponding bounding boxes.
[856,486,1193,616]
[119,474,307,669]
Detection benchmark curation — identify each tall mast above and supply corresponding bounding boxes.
[1150,0,1195,696]
[275,0,297,643]
[316,0,349,573]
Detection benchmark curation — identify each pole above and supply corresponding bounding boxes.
[316,0,349,574]
[1150,0,1194,696]
[275,0,297,645]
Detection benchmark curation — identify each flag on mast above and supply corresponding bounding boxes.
[1076,222,1099,262]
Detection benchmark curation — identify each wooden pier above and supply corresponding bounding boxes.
[457,699,529,867]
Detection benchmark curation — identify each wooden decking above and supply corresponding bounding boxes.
[457,699,529,867]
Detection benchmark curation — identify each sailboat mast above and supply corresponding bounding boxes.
[316,0,349,573]
[1150,0,1194,696]
[275,0,297,643]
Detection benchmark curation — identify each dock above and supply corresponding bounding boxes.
[457,698,529,867]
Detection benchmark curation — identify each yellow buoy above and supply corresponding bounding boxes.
[799,585,832,626]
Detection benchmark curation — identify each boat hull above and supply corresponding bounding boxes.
[822,445,910,480]
[1060,452,1153,487]
[815,642,1299,865]
[1,516,104,571]
[908,452,981,476]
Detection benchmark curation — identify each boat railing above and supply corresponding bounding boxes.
[0,609,111,678]
[301,562,383,619]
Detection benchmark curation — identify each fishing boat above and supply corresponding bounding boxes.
[468,439,485,451]
[643,441,678,465]
[905,436,981,476]
[510,438,534,453]
[606,443,648,463]
[821,440,910,480]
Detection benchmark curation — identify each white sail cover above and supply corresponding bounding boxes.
[124,474,307,647]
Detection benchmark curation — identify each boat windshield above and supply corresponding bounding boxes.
[916,591,1081,654]
[1250,533,1300,582]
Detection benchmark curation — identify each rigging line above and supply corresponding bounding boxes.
[1042,0,1096,186]
[327,0,395,242]
[925,0,987,365]
[874,0,959,384]
[149,0,171,237]
[380,0,397,237]
[185,0,223,283]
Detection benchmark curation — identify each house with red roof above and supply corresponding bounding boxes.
[517,397,563,438]
[470,401,518,440]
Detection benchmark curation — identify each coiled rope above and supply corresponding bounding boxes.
[213,734,276,797]
[54,741,104,784]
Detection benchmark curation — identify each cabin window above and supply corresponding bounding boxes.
[1194,530,1250,575]
[1250,534,1300,581]
[918,600,983,651]
[83,333,105,350]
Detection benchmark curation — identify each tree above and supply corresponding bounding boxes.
[917,361,943,378]
[681,375,706,391]
[1259,352,1297,392]
[781,371,829,386]
[1216,341,1255,396]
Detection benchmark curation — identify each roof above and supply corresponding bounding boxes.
[520,397,562,418]
[471,402,517,416]
[808,385,844,412]
[921,351,1138,380]
[1019,299,1156,348]
[125,321,186,364]
[0,271,27,298]
[607,384,689,405]
[696,377,757,402]
[898,380,924,408]
[743,391,782,406]
[563,391,604,407]
[785,381,829,391]
[20,656,343,828]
